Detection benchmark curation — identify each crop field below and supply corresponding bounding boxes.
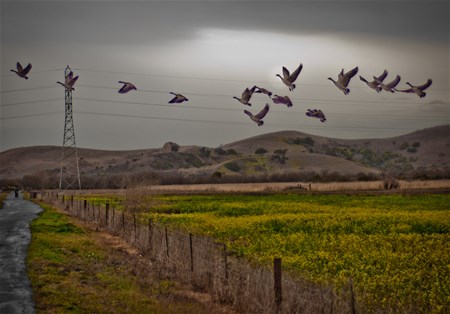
[79,192,450,313]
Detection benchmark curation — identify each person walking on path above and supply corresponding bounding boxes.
[0,191,43,314]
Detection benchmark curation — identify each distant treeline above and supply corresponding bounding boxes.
[1,167,449,190]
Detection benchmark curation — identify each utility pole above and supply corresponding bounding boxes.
[59,65,81,190]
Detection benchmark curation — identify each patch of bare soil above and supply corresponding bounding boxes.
[64,210,237,314]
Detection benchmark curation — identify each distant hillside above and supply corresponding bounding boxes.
[1,125,449,188]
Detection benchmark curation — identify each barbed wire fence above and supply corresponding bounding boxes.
[40,191,359,313]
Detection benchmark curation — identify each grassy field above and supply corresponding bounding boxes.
[26,202,211,313]
[79,192,450,313]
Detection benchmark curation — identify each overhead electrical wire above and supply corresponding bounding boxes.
[73,67,450,92]
[0,98,60,107]
[0,85,58,94]
[1,95,446,122]
[77,84,448,106]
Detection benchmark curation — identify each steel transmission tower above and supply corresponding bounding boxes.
[59,65,81,190]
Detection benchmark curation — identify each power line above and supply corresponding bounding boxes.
[76,84,447,106]
[0,85,58,94]
[75,97,445,121]
[1,95,446,122]
[0,111,63,120]
[0,108,426,133]
[73,67,450,92]
[1,68,65,78]
[73,110,420,131]
[0,98,60,107]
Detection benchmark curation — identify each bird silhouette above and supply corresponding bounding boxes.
[395,79,432,98]
[254,86,273,97]
[118,81,137,94]
[233,86,257,106]
[276,64,303,91]
[328,67,359,95]
[57,71,79,90]
[359,70,388,93]
[244,103,270,126]
[272,95,293,108]
[374,74,401,93]
[169,92,188,103]
[305,109,326,123]
[11,62,32,80]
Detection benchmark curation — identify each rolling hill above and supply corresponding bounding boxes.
[0,125,448,187]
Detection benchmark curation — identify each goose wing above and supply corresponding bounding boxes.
[282,67,290,79]
[65,71,74,83]
[255,103,270,119]
[337,69,344,81]
[16,62,23,72]
[241,87,253,101]
[418,79,432,91]
[376,70,388,83]
[306,109,319,117]
[340,66,359,86]
[394,87,413,93]
[359,76,368,83]
[271,95,283,104]
[68,75,79,86]
[288,63,303,82]
[22,63,32,75]
[385,75,401,89]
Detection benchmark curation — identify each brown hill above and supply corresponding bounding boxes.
[1,125,448,187]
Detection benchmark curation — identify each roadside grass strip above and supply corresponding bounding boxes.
[27,203,207,314]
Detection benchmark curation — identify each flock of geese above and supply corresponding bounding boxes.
[10,61,433,127]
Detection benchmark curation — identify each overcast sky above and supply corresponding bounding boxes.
[1,0,449,152]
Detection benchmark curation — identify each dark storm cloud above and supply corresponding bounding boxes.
[2,1,448,47]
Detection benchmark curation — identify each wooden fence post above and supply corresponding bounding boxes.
[106,202,110,230]
[112,207,115,232]
[83,200,87,222]
[223,244,228,280]
[148,218,153,256]
[133,214,137,243]
[274,257,282,312]
[122,211,125,237]
[189,233,194,272]
[165,226,169,258]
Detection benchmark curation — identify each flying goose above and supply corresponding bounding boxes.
[233,86,257,106]
[169,92,188,103]
[374,74,401,93]
[244,103,270,126]
[305,109,326,123]
[118,81,137,94]
[395,79,432,98]
[11,62,32,80]
[328,66,359,95]
[359,70,388,93]
[272,95,293,108]
[254,86,272,97]
[57,71,79,90]
[276,63,303,91]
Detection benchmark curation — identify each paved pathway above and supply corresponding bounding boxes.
[0,192,43,314]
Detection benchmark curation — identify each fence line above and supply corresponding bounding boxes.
[39,192,357,313]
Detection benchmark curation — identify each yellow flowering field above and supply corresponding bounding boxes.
[82,193,450,312]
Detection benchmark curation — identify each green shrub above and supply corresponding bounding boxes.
[224,162,240,172]
[255,148,268,154]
